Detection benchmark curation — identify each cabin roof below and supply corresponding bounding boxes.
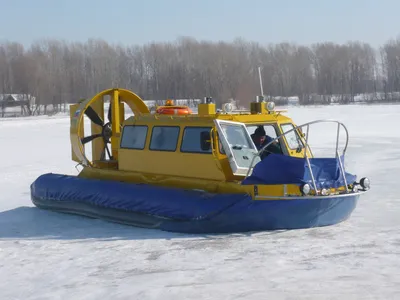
[123,111,293,126]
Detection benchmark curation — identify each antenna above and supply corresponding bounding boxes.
[258,66,264,96]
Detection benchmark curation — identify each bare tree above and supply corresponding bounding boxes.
[0,36,396,117]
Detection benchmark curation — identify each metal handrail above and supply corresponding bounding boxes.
[244,119,350,194]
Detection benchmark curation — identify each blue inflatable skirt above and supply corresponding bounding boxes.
[30,173,360,234]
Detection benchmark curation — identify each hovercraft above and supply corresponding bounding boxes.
[30,88,370,234]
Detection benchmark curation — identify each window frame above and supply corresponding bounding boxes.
[119,125,148,150]
[180,126,213,154]
[214,119,260,176]
[218,135,226,155]
[149,125,181,152]
[280,122,303,150]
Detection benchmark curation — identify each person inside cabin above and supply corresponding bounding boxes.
[251,126,266,150]
[251,125,282,158]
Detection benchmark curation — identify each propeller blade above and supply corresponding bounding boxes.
[105,143,112,159]
[85,106,104,127]
[81,133,103,144]
[108,102,112,123]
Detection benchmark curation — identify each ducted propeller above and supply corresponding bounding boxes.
[80,101,114,160]
[70,88,150,167]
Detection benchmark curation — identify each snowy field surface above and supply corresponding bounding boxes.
[0,104,399,299]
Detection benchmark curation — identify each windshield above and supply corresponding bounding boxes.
[280,123,303,150]
[247,124,278,139]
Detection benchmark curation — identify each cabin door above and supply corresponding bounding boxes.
[214,119,261,176]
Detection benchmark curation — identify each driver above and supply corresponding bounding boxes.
[251,125,282,157]
[251,126,267,150]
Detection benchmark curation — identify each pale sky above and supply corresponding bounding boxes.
[1,0,399,48]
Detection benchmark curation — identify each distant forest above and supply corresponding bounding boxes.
[2,36,400,115]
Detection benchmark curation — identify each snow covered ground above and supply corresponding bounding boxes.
[0,104,399,299]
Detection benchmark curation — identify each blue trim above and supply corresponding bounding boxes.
[30,173,360,234]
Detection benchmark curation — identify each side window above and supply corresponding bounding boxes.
[181,127,212,153]
[149,126,180,151]
[120,125,148,149]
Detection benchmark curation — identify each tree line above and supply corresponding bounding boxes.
[1,36,400,115]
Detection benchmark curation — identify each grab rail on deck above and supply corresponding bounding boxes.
[245,119,350,195]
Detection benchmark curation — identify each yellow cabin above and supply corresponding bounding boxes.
[69,89,314,197]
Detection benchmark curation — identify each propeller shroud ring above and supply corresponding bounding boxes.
[70,88,150,167]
